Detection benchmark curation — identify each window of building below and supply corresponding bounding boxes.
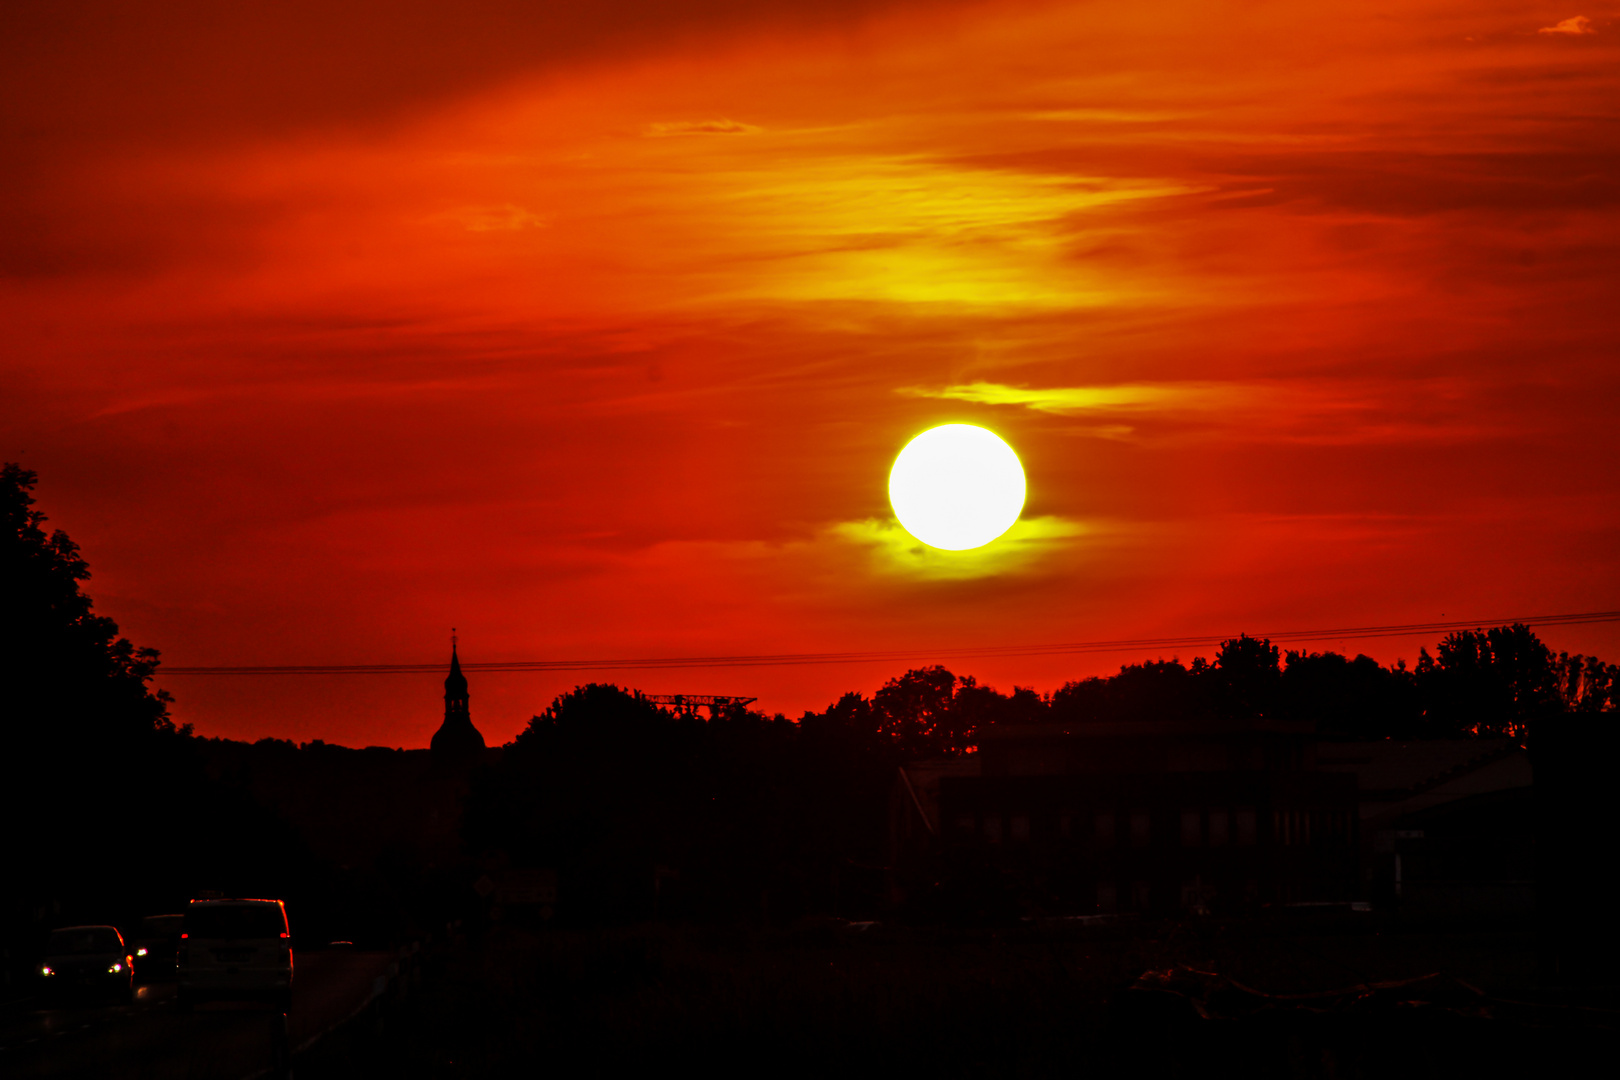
[984,815,1002,844]
[955,814,975,834]
[1235,808,1257,846]
[1180,810,1202,847]
[1208,809,1229,847]
[1130,810,1152,848]
[1010,815,1030,842]
[1275,810,1309,846]
[1058,814,1072,838]
[1095,811,1116,848]
[1131,880,1152,911]
[1274,810,1308,846]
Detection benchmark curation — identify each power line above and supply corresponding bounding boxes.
[158,608,1620,676]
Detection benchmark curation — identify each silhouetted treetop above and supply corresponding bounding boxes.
[873,665,960,755]
[1,463,175,744]
[1414,624,1617,738]
[1051,659,1205,726]
[1279,649,1423,739]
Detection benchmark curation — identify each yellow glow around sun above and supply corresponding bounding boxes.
[888,424,1026,550]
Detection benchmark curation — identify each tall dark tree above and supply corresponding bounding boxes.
[2,463,177,746]
[2,465,315,955]
[1415,624,1564,738]
[1206,635,1282,720]
[3,464,185,945]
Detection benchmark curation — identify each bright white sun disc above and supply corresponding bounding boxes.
[889,424,1025,550]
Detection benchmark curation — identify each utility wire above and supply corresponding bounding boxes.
[158,608,1620,676]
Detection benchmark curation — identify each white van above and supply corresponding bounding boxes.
[177,899,293,1011]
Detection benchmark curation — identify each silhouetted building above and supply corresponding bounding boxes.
[431,640,487,765]
[1315,739,1533,917]
[892,724,1550,921]
[892,719,1361,916]
[1535,714,1620,982]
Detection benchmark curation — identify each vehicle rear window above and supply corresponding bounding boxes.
[139,915,184,936]
[184,905,287,940]
[49,928,123,954]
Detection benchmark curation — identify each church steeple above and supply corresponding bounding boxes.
[444,633,469,714]
[431,629,485,762]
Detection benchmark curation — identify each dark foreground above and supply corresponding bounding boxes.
[0,950,397,1080]
[300,916,1619,1079]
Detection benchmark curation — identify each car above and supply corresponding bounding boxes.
[177,898,294,1011]
[39,925,133,1006]
[132,913,185,982]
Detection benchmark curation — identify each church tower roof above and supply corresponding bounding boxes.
[445,641,469,697]
[431,630,485,763]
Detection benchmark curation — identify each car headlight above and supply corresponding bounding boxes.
[40,966,54,976]
[136,948,148,956]
[108,962,123,973]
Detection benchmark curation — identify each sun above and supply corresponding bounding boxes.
[888,424,1026,550]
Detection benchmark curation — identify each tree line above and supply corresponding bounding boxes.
[7,458,1617,932]
[832,624,1617,758]
[460,627,1616,920]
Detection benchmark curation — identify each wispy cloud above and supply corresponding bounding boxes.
[898,381,1252,415]
[831,515,1087,580]
[1539,15,1595,35]
[440,204,550,232]
[896,380,1502,446]
[644,119,761,137]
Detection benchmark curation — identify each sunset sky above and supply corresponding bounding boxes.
[5,1,1618,747]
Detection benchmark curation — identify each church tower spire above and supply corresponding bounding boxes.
[431,628,486,762]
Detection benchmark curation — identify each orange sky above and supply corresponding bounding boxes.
[4,1,1618,747]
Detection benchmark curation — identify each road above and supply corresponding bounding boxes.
[0,950,397,1079]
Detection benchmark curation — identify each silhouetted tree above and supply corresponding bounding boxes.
[464,684,848,922]
[873,665,960,754]
[1,465,318,958]
[2,463,177,746]
[1207,635,1282,720]
[1415,624,1563,738]
[863,666,1046,755]
[799,690,878,745]
[1050,659,1205,725]
[1278,650,1423,738]
[1550,651,1620,714]
[3,464,188,927]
